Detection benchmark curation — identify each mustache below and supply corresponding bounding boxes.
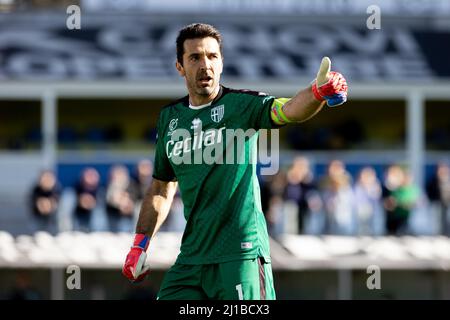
[196,71,214,80]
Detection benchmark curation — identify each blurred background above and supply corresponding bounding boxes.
[1,0,450,300]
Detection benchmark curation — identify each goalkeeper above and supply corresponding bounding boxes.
[122,23,348,300]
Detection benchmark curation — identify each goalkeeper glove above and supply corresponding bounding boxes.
[311,57,348,107]
[122,233,151,283]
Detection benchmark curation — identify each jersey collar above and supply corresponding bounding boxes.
[185,85,226,109]
[189,101,212,110]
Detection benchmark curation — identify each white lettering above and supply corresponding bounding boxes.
[203,130,216,146]
[166,140,174,158]
[66,5,81,30]
[366,5,381,30]
[173,141,183,157]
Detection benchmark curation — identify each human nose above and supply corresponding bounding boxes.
[198,55,212,70]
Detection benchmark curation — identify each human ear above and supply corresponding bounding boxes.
[175,61,185,77]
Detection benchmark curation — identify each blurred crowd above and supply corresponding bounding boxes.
[28,157,450,238]
[260,157,450,239]
[29,159,185,235]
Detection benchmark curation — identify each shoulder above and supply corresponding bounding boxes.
[222,86,270,98]
[156,95,189,126]
[222,87,274,110]
[162,95,189,109]
[159,95,189,116]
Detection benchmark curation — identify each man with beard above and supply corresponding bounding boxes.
[122,23,348,300]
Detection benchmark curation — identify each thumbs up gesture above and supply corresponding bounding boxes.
[312,57,348,107]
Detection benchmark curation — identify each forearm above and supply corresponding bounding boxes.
[281,85,325,123]
[135,179,177,238]
[270,57,347,125]
[123,180,176,282]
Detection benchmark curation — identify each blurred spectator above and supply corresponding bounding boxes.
[131,159,153,203]
[283,157,323,234]
[29,170,61,235]
[131,159,154,227]
[353,167,384,236]
[382,165,420,235]
[260,172,286,240]
[73,167,100,232]
[105,165,136,233]
[321,160,357,235]
[426,162,450,235]
[382,165,405,234]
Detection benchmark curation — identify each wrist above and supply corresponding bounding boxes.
[132,233,150,251]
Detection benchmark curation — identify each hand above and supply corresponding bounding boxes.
[122,234,151,283]
[312,57,348,107]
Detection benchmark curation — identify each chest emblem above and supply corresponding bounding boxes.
[168,118,178,136]
[211,104,224,123]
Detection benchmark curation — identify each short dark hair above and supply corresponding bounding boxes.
[176,23,223,65]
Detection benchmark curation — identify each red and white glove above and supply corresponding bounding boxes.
[122,233,151,283]
[311,57,348,107]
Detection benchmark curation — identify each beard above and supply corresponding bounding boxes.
[195,85,215,96]
[188,75,219,97]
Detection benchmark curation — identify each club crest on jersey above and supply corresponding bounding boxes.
[168,118,178,136]
[211,105,224,123]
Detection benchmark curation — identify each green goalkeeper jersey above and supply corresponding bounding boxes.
[153,85,281,265]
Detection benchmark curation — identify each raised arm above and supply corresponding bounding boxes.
[122,178,178,282]
[279,86,325,123]
[270,57,348,125]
